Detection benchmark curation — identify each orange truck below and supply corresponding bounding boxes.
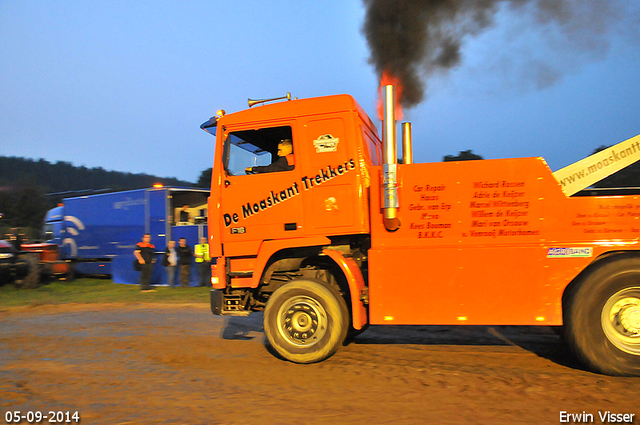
[200,86,640,376]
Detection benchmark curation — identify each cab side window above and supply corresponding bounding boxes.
[224,126,294,176]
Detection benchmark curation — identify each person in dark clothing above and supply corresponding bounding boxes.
[177,237,193,287]
[245,139,294,174]
[134,233,156,292]
[179,205,190,223]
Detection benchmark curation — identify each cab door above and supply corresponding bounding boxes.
[218,124,304,256]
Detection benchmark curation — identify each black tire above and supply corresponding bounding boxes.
[345,323,370,344]
[563,256,640,376]
[263,279,348,364]
[14,253,40,289]
[0,271,10,286]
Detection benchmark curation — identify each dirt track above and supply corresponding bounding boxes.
[0,304,637,425]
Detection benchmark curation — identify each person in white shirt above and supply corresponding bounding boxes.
[163,240,178,287]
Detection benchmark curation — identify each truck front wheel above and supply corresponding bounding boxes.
[564,256,640,376]
[264,279,348,364]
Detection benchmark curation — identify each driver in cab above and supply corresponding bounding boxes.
[245,139,294,174]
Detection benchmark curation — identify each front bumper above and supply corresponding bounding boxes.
[210,289,251,316]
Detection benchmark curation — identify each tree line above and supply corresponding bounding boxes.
[0,156,194,194]
[0,156,201,235]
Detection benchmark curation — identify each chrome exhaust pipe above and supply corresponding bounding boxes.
[402,122,413,165]
[382,85,400,232]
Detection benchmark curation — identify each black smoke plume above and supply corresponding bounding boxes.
[363,0,635,108]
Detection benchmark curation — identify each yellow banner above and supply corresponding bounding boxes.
[552,134,640,196]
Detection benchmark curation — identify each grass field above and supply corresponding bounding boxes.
[0,278,210,308]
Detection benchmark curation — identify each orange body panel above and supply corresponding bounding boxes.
[369,158,640,325]
[21,243,70,276]
[229,257,257,273]
[51,263,69,274]
[210,236,332,290]
[21,243,59,261]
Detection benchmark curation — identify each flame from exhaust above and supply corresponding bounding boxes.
[377,70,403,121]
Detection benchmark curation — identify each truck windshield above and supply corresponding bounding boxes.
[224,126,293,176]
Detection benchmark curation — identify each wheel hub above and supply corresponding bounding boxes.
[602,287,640,355]
[619,302,640,335]
[278,296,327,347]
[287,306,318,339]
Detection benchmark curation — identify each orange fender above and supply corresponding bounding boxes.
[322,248,368,330]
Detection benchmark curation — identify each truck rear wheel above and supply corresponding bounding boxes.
[564,256,640,376]
[264,279,348,364]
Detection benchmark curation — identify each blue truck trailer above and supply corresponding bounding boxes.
[43,187,209,285]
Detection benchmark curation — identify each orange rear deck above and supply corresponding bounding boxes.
[368,157,640,326]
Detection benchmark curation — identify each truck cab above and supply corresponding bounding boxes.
[202,95,377,251]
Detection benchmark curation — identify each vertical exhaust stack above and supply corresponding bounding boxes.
[382,85,400,232]
[402,122,413,165]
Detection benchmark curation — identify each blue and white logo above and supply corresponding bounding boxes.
[63,215,85,257]
[547,247,593,258]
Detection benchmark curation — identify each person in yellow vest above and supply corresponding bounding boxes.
[194,237,211,287]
